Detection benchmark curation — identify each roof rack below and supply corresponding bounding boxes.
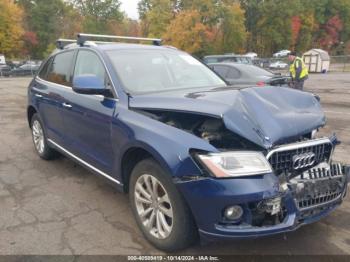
[56,39,76,49]
[77,33,162,46]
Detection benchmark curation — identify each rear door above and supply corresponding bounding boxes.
[34,50,75,145]
[61,49,117,173]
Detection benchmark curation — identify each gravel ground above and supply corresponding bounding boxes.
[0,74,349,255]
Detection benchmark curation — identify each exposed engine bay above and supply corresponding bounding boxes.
[135,109,312,151]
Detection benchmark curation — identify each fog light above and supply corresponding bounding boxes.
[224,205,243,220]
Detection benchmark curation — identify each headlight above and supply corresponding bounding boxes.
[196,151,272,178]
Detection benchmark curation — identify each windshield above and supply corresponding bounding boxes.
[107,49,226,95]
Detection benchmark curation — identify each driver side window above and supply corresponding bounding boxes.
[74,50,108,88]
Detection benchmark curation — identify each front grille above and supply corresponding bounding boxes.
[301,163,343,180]
[267,140,333,174]
[292,163,345,211]
[298,191,341,209]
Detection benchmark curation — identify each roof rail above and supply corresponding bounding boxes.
[56,39,76,49]
[77,33,162,46]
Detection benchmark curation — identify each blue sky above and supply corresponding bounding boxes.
[120,0,140,20]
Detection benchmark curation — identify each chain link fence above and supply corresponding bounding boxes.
[329,56,350,72]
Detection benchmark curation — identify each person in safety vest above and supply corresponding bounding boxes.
[288,51,308,90]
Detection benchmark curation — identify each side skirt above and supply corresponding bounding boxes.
[47,139,124,190]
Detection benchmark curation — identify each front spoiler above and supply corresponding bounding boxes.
[199,199,342,241]
[176,164,349,242]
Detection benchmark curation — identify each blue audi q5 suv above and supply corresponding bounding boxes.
[27,34,349,251]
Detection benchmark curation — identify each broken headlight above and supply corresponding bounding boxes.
[197,152,272,178]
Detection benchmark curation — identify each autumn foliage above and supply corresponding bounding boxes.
[0,0,24,57]
[319,15,343,50]
[163,10,208,54]
[291,16,302,48]
[1,0,350,58]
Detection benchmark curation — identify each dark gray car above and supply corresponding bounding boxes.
[11,63,40,76]
[0,64,11,77]
[209,62,290,87]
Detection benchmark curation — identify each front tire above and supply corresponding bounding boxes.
[30,113,57,160]
[129,159,197,251]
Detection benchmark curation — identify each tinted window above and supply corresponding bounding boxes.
[47,51,74,86]
[213,65,229,78]
[204,58,218,63]
[73,50,106,86]
[227,67,240,79]
[38,58,53,79]
[242,65,274,76]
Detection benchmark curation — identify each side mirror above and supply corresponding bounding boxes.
[73,75,111,96]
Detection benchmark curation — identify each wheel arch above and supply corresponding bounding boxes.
[120,143,174,193]
[27,105,38,127]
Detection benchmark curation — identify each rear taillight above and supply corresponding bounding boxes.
[256,81,265,86]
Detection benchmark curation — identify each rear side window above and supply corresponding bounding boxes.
[73,50,106,86]
[213,65,229,78]
[227,67,240,79]
[47,51,75,86]
[204,58,218,63]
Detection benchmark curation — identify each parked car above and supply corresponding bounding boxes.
[209,63,290,87]
[244,52,258,59]
[253,58,270,68]
[27,34,349,251]
[7,60,22,68]
[269,61,289,69]
[0,64,12,77]
[11,63,40,76]
[273,50,291,58]
[0,54,6,64]
[203,54,252,64]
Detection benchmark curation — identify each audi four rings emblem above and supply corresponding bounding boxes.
[292,152,316,170]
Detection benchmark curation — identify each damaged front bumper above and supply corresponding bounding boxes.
[175,163,349,241]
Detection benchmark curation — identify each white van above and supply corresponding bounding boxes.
[0,54,6,65]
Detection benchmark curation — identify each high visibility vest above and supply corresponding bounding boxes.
[289,57,308,80]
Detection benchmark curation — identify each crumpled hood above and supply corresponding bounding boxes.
[129,86,326,149]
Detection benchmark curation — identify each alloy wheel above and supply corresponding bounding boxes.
[32,120,45,154]
[134,174,173,239]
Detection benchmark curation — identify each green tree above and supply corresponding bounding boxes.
[240,0,264,53]
[18,0,81,58]
[139,0,174,37]
[72,0,123,33]
[181,0,221,25]
[138,0,152,20]
[241,0,302,56]
[215,2,247,54]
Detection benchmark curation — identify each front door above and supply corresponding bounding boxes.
[61,50,117,174]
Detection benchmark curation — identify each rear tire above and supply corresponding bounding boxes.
[129,158,197,251]
[30,113,58,160]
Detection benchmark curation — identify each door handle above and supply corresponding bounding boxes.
[62,102,72,108]
[35,94,43,98]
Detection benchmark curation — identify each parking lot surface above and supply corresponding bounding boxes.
[0,74,350,255]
